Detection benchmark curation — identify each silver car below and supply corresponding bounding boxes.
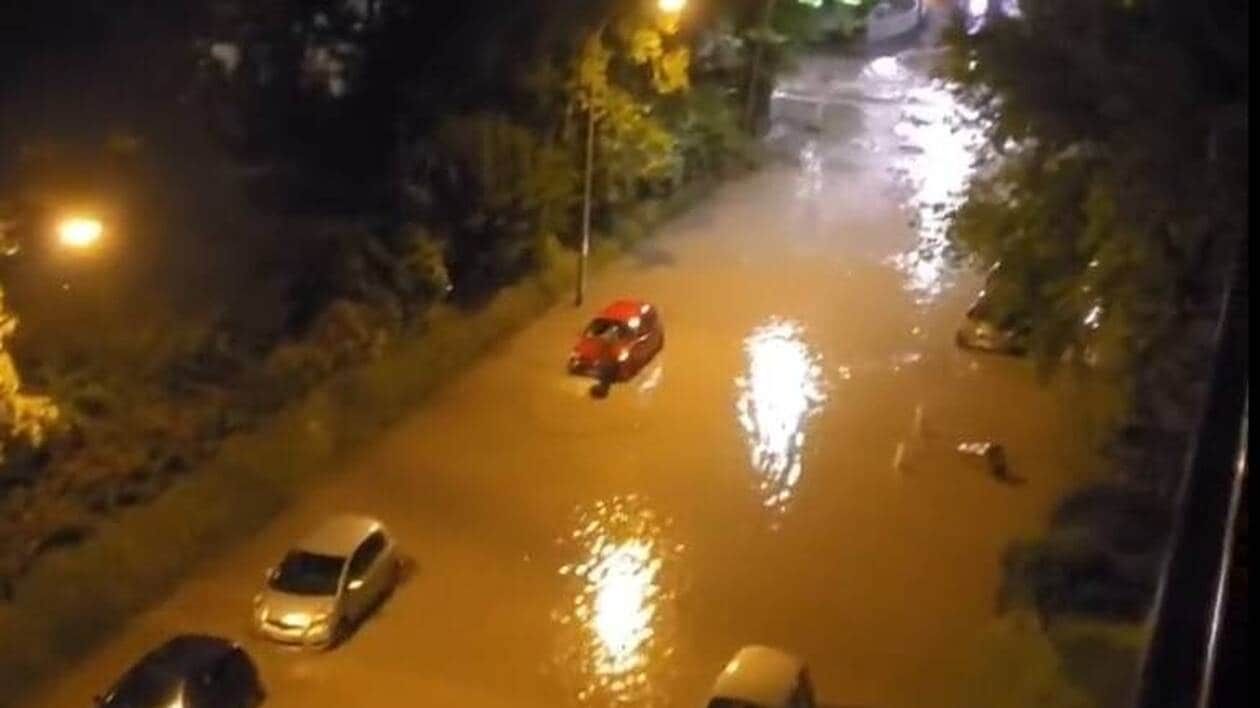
[253,514,399,648]
[706,645,817,708]
[955,289,1030,356]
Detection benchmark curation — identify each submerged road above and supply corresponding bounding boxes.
[25,48,1098,708]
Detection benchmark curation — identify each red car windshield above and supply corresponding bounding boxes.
[584,318,631,342]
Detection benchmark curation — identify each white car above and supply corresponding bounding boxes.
[706,646,817,708]
[253,514,399,648]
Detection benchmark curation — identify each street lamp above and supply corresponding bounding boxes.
[56,216,104,250]
[576,0,687,307]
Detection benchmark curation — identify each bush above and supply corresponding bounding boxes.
[306,299,394,367]
[256,342,335,406]
[999,483,1170,624]
[950,614,1145,708]
[950,613,1098,708]
[1050,620,1145,708]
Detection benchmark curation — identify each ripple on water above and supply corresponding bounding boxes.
[735,319,828,518]
[865,53,988,306]
[553,495,684,706]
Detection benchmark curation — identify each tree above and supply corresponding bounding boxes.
[943,2,1248,699]
[570,7,694,204]
[942,0,1247,382]
[0,225,57,462]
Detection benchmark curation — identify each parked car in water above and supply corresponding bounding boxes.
[956,267,1106,364]
[96,634,263,708]
[253,514,399,649]
[567,299,664,381]
[706,645,816,708]
[955,281,1030,356]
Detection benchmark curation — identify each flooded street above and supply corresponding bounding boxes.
[25,49,1098,708]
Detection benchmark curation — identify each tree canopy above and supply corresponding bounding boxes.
[942,0,1247,382]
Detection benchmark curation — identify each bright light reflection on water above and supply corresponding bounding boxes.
[797,139,824,198]
[879,56,986,305]
[736,319,828,514]
[554,496,680,706]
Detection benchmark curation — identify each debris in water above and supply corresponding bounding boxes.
[957,441,1021,484]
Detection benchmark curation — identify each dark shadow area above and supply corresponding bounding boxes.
[631,246,677,269]
[395,554,419,587]
[588,379,612,400]
[992,472,1026,486]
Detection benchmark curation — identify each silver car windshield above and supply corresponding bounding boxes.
[269,551,344,596]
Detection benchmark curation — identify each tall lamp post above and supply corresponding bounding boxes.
[576,0,687,307]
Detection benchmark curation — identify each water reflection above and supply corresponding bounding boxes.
[859,54,910,99]
[883,62,986,304]
[735,319,828,514]
[797,139,824,198]
[554,495,681,706]
[636,360,665,396]
[965,0,1023,33]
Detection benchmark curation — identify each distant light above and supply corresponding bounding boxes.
[657,0,686,14]
[56,217,103,249]
[1084,303,1104,330]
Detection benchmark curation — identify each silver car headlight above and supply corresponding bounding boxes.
[305,613,332,637]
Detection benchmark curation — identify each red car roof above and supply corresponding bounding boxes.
[597,299,653,323]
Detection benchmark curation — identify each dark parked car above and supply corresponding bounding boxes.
[96,635,264,708]
[567,299,664,381]
[955,287,1030,356]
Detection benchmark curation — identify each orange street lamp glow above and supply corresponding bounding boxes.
[56,217,103,249]
[658,0,686,14]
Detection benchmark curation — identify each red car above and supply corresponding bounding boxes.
[567,299,664,381]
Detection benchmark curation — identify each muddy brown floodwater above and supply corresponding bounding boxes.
[24,50,1099,708]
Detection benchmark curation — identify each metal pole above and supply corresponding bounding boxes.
[575,17,612,308]
[576,103,596,307]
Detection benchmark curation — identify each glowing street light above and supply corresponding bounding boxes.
[56,217,103,250]
[657,0,687,13]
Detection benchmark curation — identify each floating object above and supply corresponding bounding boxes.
[893,440,909,474]
[957,441,1016,482]
[912,403,926,438]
